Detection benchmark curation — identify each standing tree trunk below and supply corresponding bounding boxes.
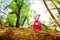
[2,0,24,28]
[43,0,60,27]
[16,9,20,28]
[15,0,24,28]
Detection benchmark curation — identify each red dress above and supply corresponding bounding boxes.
[33,21,41,30]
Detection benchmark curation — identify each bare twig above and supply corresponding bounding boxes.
[4,1,14,10]
[0,11,7,15]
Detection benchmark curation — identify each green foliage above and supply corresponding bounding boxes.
[8,2,18,12]
[20,4,31,26]
[6,0,31,26]
[16,0,23,8]
[42,26,48,30]
[55,0,60,20]
[48,17,54,24]
[55,0,60,14]
[55,0,60,4]
[5,14,16,27]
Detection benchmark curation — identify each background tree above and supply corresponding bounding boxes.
[43,0,60,27]
[3,0,31,28]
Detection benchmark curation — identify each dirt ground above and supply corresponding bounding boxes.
[0,28,60,40]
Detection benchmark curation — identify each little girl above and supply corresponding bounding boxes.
[33,14,41,30]
[27,14,48,30]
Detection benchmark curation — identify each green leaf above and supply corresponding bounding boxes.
[8,2,18,12]
[6,14,16,26]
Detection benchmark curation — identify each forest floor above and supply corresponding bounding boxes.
[0,27,60,40]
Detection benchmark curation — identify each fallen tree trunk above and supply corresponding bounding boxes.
[0,28,60,40]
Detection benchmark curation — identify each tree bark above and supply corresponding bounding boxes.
[15,0,24,28]
[10,12,17,15]
[43,0,60,27]
[16,9,20,28]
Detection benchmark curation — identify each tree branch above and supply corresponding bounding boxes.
[13,0,20,9]
[43,0,60,27]
[15,0,24,27]
[21,17,27,26]
[4,1,14,10]
[0,11,7,15]
[19,0,24,9]
[9,12,17,15]
[14,0,24,9]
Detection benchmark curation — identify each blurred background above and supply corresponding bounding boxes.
[0,0,60,29]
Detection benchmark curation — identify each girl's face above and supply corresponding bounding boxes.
[34,15,40,21]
